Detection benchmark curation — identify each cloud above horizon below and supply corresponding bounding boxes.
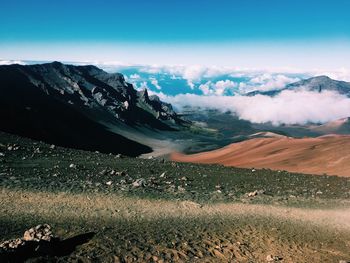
[2,60,350,125]
[154,90,350,125]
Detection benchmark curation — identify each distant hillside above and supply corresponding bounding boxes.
[308,117,350,134]
[246,76,350,97]
[172,135,350,177]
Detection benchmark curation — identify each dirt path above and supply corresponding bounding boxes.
[2,189,350,230]
[1,189,350,262]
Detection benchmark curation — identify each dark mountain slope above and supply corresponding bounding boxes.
[0,62,187,156]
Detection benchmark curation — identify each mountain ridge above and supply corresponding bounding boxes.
[0,62,187,156]
[246,75,350,97]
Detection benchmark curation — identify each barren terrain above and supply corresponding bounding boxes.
[172,134,350,177]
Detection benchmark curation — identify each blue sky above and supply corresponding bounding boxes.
[1,0,350,68]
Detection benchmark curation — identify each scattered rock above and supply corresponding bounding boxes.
[160,172,166,178]
[266,254,281,262]
[0,224,55,252]
[0,152,5,157]
[69,163,77,169]
[115,171,127,176]
[247,189,265,197]
[99,169,107,175]
[177,186,185,192]
[0,238,25,250]
[23,224,53,242]
[50,144,56,150]
[106,181,112,186]
[247,191,258,197]
[132,178,146,188]
[34,147,41,154]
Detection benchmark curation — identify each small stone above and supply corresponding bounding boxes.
[177,186,185,192]
[106,181,112,186]
[266,254,280,262]
[34,147,41,153]
[99,169,107,175]
[247,189,264,197]
[69,163,76,169]
[160,172,166,178]
[248,190,258,197]
[132,178,146,188]
[50,144,55,149]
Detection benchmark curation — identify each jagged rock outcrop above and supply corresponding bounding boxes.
[0,62,187,156]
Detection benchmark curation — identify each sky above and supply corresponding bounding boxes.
[1,0,350,124]
[1,0,350,69]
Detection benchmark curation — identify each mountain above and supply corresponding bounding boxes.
[0,62,187,156]
[172,134,350,177]
[246,76,350,97]
[308,117,350,134]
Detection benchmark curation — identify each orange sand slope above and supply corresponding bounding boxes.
[171,135,350,177]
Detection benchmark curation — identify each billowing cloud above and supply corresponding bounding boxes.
[129,73,141,79]
[198,81,212,95]
[0,60,26,65]
[313,68,350,82]
[214,80,237,95]
[150,77,162,90]
[250,74,299,90]
[157,90,350,125]
[199,80,238,95]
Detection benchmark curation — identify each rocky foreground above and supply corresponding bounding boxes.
[1,131,350,262]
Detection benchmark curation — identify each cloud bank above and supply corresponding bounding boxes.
[156,90,350,125]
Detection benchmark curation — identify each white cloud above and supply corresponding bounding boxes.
[132,81,149,91]
[159,90,350,125]
[214,80,237,95]
[244,74,300,93]
[312,68,350,82]
[182,65,206,82]
[0,60,26,65]
[187,81,195,89]
[199,81,212,95]
[129,73,141,79]
[198,80,237,95]
[150,77,162,90]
